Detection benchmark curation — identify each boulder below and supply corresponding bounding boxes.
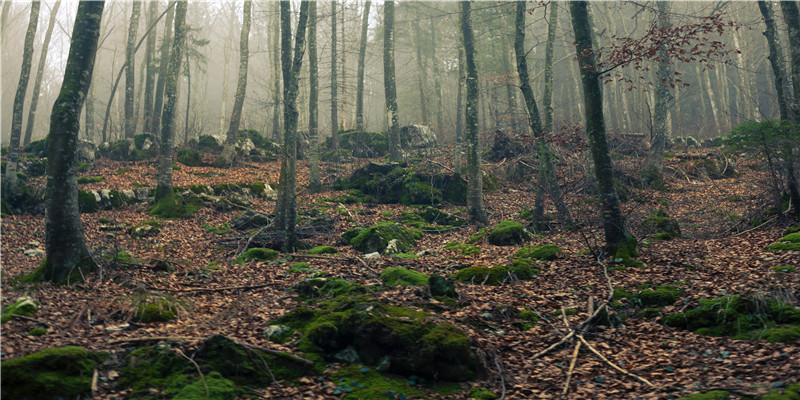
[230,210,270,230]
[342,222,421,254]
[488,221,530,246]
[1,346,101,399]
[401,125,436,149]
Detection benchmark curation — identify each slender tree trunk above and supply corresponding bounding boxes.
[462,1,488,225]
[514,1,571,228]
[150,1,175,138]
[384,0,401,161]
[153,1,187,209]
[569,0,633,255]
[183,51,191,145]
[222,0,252,164]
[43,1,103,284]
[271,1,282,143]
[331,0,340,158]
[143,1,158,134]
[23,0,61,147]
[0,1,11,41]
[340,3,347,130]
[543,2,557,135]
[642,1,673,187]
[430,18,444,140]
[412,18,428,125]
[4,1,39,192]
[308,1,321,192]
[85,81,95,141]
[355,1,371,131]
[124,2,141,139]
[275,0,310,251]
[455,46,465,172]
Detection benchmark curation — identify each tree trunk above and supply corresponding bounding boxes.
[222,0,252,164]
[355,1,371,131]
[23,0,61,147]
[542,1,557,135]
[124,2,141,139]
[183,50,191,145]
[308,1,321,192]
[569,0,633,256]
[4,1,39,192]
[275,0,310,251]
[514,1,571,228]
[340,3,347,130]
[384,0,401,161]
[455,45,465,172]
[461,1,488,225]
[271,1,282,143]
[331,0,340,159]
[43,1,103,284]
[430,18,444,140]
[143,1,158,134]
[150,1,175,138]
[85,81,95,141]
[152,1,187,210]
[412,18,428,125]
[642,1,673,188]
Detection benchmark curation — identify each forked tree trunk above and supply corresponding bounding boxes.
[4,1,40,192]
[569,0,633,255]
[124,2,141,139]
[222,0,252,164]
[384,0,401,161]
[275,0,310,251]
[152,1,187,209]
[43,1,103,284]
[308,1,321,192]
[23,0,61,147]
[461,1,488,225]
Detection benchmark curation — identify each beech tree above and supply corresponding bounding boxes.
[330,0,339,158]
[384,0,401,161]
[41,1,104,284]
[149,1,176,138]
[142,1,158,135]
[222,0,252,165]
[124,2,141,139]
[274,0,310,251]
[355,1,371,131]
[308,1,321,192]
[23,0,61,147]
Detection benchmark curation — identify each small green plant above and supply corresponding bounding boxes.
[28,327,47,336]
[77,176,105,184]
[771,265,797,273]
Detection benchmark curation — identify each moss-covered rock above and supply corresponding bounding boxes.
[291,276,368,300]
[133,297,179,323]
[428,274,457,298]
[381,267,429,286]
[344,222,421,254]
[767,232,800,251]
[177,148,205,167]
[444,242,481,255]
[235,247,280,263]
[273,296,479,381]
[308,245,338,255]
[172,371,237,400]
[636,285,684,307]
[1,296,39,324]
[643,209,681,239]
[1,346,102,400]
[513,244,564,260]
[488,221,530,246]
[334,162,468,206]
[454,262,538,285]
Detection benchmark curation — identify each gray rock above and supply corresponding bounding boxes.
[333,345,361,364]
[384,239,401,255]
[264,324,292,340]
[401,125,436,148]
[27,241,41,248]
[23,249,45,257]
[230,210,269,230]
[364,252,381,259]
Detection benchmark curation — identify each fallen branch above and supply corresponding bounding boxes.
[563,341,583,395]
[175,348,209,399]
[232,339,315,366]
[150,283,279,293]
[9,313,48,326]
[576,333,655,388]
[108,336,202,345]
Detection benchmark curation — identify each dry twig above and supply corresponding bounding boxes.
[174,348,209,399]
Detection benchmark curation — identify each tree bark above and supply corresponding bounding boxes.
[642,1,673,188]
[514,1,571,228]
[455,45,465,172]
[461,1,488,225]
[412,17,428,125]
[23,0,61,147]
[308,1,321,192]
[222,0,252,164]
[384,0,401,161]
[355,1,371,131]
[275,0,310,251]
[143,1,158,134]
[149,1,175,138]
[153,1,187,208]
[124,2,141,139]
[43,1,104,284]
[331,0,340,159]
[271,1,282,143]
[430,18,444,140]
[542,1,557,135]
[4,1,40,192]
[569,0,633,255]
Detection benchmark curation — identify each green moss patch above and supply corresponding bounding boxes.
[454,262,538,286]
[344,222,421,254]
[767,232,800,251]
[1,346,102,400]
[444,242,481,255]
[772,266,797,273]
[272,296,479,381]
[488,220,530,246]
[1,296,39,324]
[643,209,682,239]
[308,245,338,255]
[513,244,564,260]
[662,294,800,342]
[334,162,468,206]
[291,276,368,300]
[235,248,280,263]
[133,296,181,323]
[381,267,429,286]
[329,364,461,399]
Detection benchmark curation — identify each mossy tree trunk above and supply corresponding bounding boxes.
[142,1,158,134]
[149,1,175,138]
[222,0,252,165]
[308,1,321,192]
[271,1,282,143]
[330,0,340,159]
[542,1,557,136]
[642,1,673,188]
[153,1,187,209]
[355,1,371,131]
[43,1,104,284]
[23,0,60,147]
[461,1,488,225]
[569,1,633,255]
[4,1,39,193]
[275,0,310,251]
[513,1,571,228]
[384,0,401,161]
[124,2,141,139]
[455,45,465,172]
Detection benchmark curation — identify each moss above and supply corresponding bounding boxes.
[119,345,194,394]
[513,244,564,260]
[613,287,635,300]
[134,298,178,323]
[636,285,684,307]
[1,346,99,400]
[676,390,731,400]
[76,175,105,184]
[768,242,800,251]
[1,296,39,324]
[347,222,421,254]
[290,262,311,273]
[235,247,280,263]
[444,242,481,255]
[308,245,338,255]
[763,325,800,343]
[470,386,498,400]
[454,263,535,285]
[28,327,47,336]
[77,189,98,213]
[381,267,429,286]
[150,188,202,219]
[172,371,237,400]
[291,277,367,300]
[488,220,530,246]
[330,365,432,400]
[771,265,797,273]
[176,148,204,166]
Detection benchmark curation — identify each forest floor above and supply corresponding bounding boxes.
[1,147,799,399]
